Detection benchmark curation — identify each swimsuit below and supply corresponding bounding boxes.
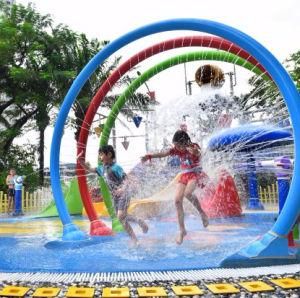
[96,163,129,211]
[6,175,15,197]
[169,144,208,187]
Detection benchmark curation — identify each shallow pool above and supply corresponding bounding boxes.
[0,212,276,273]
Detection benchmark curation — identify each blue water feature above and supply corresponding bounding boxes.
[208,124,293,152]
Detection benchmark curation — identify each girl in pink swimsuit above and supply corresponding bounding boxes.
[142,130,209,244]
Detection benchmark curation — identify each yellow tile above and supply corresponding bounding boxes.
[137,286,167,297]
[32,287,61,297]
[66,286,95,298]
[239,281,274,292]
[0,286,30,297]
[270,278,300,289]
[102,287,130,298]
[172,285,203,296]
[206,283,240,294]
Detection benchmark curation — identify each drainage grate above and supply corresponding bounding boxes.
[0,264,299,283]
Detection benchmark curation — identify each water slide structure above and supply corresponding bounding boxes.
[37,179,83,218]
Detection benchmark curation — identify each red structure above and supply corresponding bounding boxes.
[201,170,242,218]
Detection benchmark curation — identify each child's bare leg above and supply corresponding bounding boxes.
[120,194,148,233]
[126,215,149,233]
[118,211,138,243]
[7,197,10,213]
[7,197,12,213]
[185,181,209,227]
[175,183,187,244]
[187,194,209,227]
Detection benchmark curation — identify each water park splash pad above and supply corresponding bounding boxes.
[76,36,269,236]
[1,19,300,277]
[0,213,278,273]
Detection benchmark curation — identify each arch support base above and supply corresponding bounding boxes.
[221,232,300,267]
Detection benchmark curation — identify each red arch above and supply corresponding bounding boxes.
[76,36,269,235]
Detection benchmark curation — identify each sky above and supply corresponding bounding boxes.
[15,0,300,170]
[16,0,299,61]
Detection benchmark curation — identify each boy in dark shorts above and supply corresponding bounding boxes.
[81,145,148,243]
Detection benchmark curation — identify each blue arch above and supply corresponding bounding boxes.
[50,19,300,250]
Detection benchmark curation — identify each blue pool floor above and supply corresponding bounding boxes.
[0,212,281,273]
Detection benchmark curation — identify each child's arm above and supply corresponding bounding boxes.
[78,158,97,174]
[77,151,96,173]
[141,150,170,162]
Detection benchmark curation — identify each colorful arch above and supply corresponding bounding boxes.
[76,36,270,235]
[96,51,269,231]
[50,18,299,263]
[99,49,269,156]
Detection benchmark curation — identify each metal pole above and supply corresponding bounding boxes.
[184,63,188,95]
[229,72,234,97]
[227,65,237,97]
[233,64,237,86]
[187,81,193,95]
[112,123,117,160]
[145,112,149,151]
[246,155,264,210]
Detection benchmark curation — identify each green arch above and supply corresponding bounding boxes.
[98,50,270,227]
[101,50,269,144]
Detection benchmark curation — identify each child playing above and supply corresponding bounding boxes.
[6,168,16,214]
[80,145,148,243]
[141,130,209,244]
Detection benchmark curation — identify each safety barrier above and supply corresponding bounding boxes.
[0,187,52,214]
[259,183,278,206]
[0,183,278,215]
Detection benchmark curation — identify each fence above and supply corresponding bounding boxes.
[0,187,53,214]
[0,183,279,215]
[259,183,278,206]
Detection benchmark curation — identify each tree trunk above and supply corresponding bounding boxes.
[38,126,45,186]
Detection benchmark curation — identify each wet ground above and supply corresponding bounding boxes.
[0,212,278,273]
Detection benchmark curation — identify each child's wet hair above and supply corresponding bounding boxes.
[98,145,116,159]
[172,130,191,145]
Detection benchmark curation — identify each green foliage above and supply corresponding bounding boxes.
[241,50,300,113]
[286,51,300,90]
[0,0,152,186]
[0,1,55,156]
[0,144,39,192]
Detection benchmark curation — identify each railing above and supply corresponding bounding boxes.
[0,187,53,214]
[0,183,279,215]
[259,183,278,206]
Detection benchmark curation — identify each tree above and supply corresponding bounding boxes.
[239,50,300,123]
[0,1,153,187]
[0,2,55,181]
[0,144,39,192]
[286,51,300,90]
